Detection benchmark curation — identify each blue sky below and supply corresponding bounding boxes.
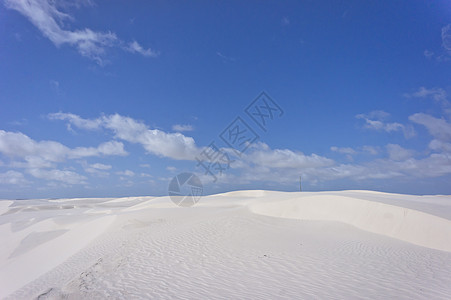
[1,0,451,199]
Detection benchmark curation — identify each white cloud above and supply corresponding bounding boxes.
[404,87,448,106]
[245,143,334,169]
[125,41,159,57]
[27,168,86,184]
[409,113,451,141]
[116,170,134,177]
[0,130,69,162]
[50,113,201,160]
[330,146,356,155]
[89,163,112,170]
[429,139,451,153]
[249,149,333,169]
[103,114,200,160]
[356,111,415,138]
[197,143,337,186]
[0,130,127,162]
[39,111,451,188]
[69,141,128,158]
[12,156,56,169]
[216,138,451,186]
[356,111,402,132]
[239,143,417,185]
[166,166,177,172]
[0,129,127,185]
[172,124,194,132]
[81,162,111,177]
[194,137,448,185]
[240,151,451,185]
[226,158,379,186]
[49,112,102,130]
[330,146,356,161]
[362,145,379,155]
[0,170,28,185]
[96,141,128,156]
[4,0,158,64]
[414,153,451,177]
[386,144,414,161]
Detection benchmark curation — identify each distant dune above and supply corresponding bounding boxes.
[1,190,451,299]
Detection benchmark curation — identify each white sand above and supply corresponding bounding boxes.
[1,190,450,299]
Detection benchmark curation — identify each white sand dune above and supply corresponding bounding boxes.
[248,191,451,252]
[1,190,450,299]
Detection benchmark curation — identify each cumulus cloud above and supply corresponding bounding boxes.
[69,141,128,158]
[429,139,451,153]
[50,113,201,160]
[330,146,356,161]
[195,142,337,185]
[224,157,373,185]
[215,137,451,187]
[48,112,102,130]
[81,162,111,177]
[104,114,200,160]
[172,124,194,132]
[356,111,415,138]
[89,163,112,170]
[27,168,86,184]
[0,129,127,185]
[362,145,379,155]
[243,142,334,169]
[330,146,356,155]
[116,170,135,177]
[0,170,29,185]
[409,113,451,141]
[4,0,158,64]
[237,149,450,185]
[356,111,402,131]
[33,111,451,188]
[0,130,127,162]
[330,145,380,156]
[386,144,414,161]
[331,149,448,180]
[0,130,66,162]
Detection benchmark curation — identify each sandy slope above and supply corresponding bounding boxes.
[0,190,450,299]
